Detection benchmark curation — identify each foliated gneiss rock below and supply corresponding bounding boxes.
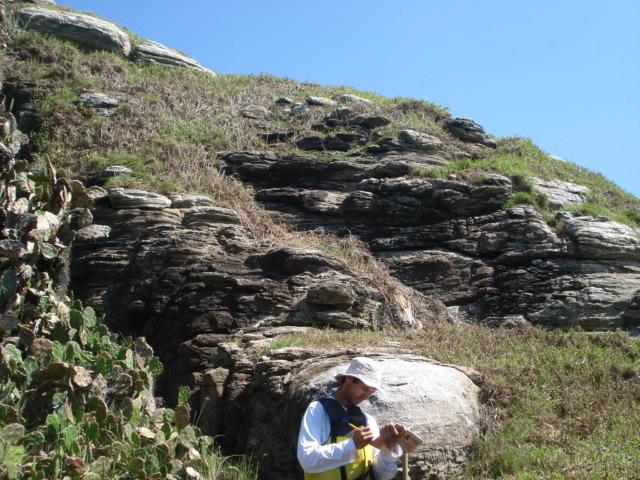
[398,129,444,152]
[107,188,172,209]
[132,40,215,74]
[556,212,640,260]
[71,196,444,402]
[305,95,337,107]
[17,7,131,56]
[78,92,119,109]
[338,93,373,105]
[530,177,588,208]
[445,117,497,148]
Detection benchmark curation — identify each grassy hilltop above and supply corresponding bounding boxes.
[1,3,639,479]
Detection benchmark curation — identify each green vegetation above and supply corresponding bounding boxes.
[1,304,257,480]
[268,326,640,479]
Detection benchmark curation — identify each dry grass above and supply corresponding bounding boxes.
[1,28,450,326]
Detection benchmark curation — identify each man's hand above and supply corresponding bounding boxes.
[352,426,374,449]
[374,423,406,450]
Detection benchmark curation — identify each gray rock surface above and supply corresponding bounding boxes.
[341,175,512,223]
[17,7,131,56]
[530,177,588,208]
[306,96,337,107]
[219,150,640,330]
[379,249,494,305]
[352,115,391,129]
[398,129,444,152]
[75,224,111,241]
[275,97,294,105]
[557,212,640,260]
[78,92,119,116]
[108,188,172,209]
[339,93,373,105]
[240,105,271,120]
[491,258,640,330]
[132,40,214,74]
[94,165,132,183]
[445,118,497,148]
[291,103,309,115]
[182,206,240,226]
[296,135,350,152]
[70,200,446,399]
[169,194,215,208]
[302,356,480,478]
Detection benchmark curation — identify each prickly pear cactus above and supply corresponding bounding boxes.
[0,113,256,479]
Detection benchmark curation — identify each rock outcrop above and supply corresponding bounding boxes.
[17,7,131,56]
[70,187,446,387]
[220,150,640,331]
[68,185,471,478]
[132,39,215,74]
[530,177,588,208]
[445,117,497,148]
[15,6,214,75]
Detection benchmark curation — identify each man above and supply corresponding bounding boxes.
[297,357,406,480]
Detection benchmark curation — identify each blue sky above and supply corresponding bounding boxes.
[63,0,640,198]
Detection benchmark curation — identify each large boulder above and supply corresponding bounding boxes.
[227,352,480,479]
[17,7,131,56]
[132,40,215,74]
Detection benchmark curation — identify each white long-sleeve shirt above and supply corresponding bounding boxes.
[297,400,402,480]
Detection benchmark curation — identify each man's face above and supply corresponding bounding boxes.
[345,376,376,405]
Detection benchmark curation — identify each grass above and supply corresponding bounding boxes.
[0,27,452,326]
[268,325,640,479]
[6,26,638,236]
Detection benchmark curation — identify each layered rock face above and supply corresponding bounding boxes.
[70,189,432,346]
[68,189,445,364]
[220,151,640,330]
[69,188,474,478]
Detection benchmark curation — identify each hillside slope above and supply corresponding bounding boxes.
[1,2,639,480]
[3,1,640,332]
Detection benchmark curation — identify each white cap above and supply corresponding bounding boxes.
[335,357,382,391]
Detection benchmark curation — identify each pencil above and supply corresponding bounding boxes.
[348,422,362,431]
